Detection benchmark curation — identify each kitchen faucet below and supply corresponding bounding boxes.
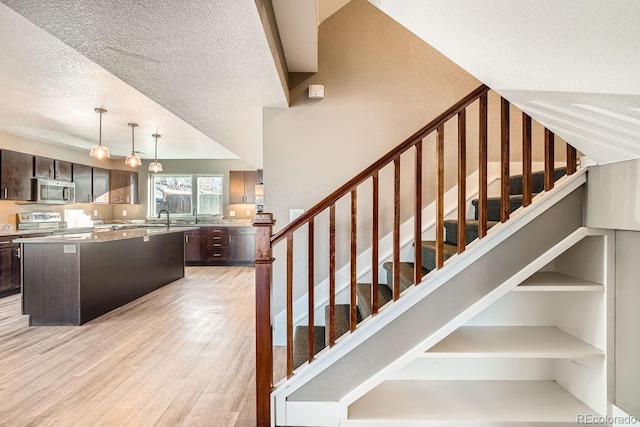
[158,209,170,229]
[193,208,198,224]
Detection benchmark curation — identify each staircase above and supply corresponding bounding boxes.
[253,85,590,426]
[292,167,568,367]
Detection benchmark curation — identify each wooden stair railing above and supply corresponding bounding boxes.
[253,84,578,426]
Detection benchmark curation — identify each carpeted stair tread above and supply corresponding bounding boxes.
[509,167,566,195]
[382,262,428,293]
[293,325,326,370]
[356,283,393,318]
[324,304,360,345]
[443,220,500,246]
[417,241,458,271]
[472,194,529,222]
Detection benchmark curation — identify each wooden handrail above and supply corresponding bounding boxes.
[270,84,490,245]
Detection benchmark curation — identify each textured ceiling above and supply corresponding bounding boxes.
[369,0,640,165]
[0,0,289,167]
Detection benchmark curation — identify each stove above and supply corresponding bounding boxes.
[17,212,62,230]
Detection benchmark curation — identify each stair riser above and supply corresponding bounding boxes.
[510,168,567,195]
[472,197,523,222]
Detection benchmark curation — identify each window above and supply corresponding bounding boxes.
[150,174,223,216]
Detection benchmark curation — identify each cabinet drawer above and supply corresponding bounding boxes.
[206,239,227,249]
[207,227,228,235]
[206,248,228,262]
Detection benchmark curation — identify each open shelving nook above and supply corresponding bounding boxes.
[348,231,613,425]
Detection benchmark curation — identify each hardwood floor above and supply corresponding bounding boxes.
[0,266,258,426]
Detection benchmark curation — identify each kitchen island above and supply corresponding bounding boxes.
[15,227,195,326]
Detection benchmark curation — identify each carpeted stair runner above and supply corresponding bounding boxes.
[291,167,567,370]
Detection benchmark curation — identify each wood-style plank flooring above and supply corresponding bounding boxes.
[0,266,257,426]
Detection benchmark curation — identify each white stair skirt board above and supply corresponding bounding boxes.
[347,380,600,422]
[423,326,604,359]
[514,271,604,292]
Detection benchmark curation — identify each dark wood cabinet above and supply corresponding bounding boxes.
[72,163,93,203]
[0,241,20,295]
[185,229,206,263]
[0,150,34,201]
[228,227,256,263]
[56,160,72,181]
[206,227,228,262]
[92,167,110,204]
[34,157,72,181]
[229,170,259,204]
[109,170,139,204]
[184,226,255,265]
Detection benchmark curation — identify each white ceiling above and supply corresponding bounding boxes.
[0,0,289,168]
[368,0,640,165]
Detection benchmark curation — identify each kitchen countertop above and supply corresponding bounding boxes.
[14,226,198,244]
[0,229,59,238]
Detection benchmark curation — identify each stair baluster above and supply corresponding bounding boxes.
[414,141,423,283]
[478,93,488,238]
[436,125,445,269]
[501,98,511,222]
[545,129,555,191]
[523,113,533,206]
[393,157,401,300]
[372,172,380,315]
[457,109,467,253]
[329,203,336,347]
[286,233,294,378]
[567,145,578,174]
[350,189,358,332]
[308,218,315,363]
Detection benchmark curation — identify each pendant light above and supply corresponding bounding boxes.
[148,133,163,172]
[89,108,110,159]
[125,123,142,167]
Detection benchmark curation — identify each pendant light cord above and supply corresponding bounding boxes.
[99,111,103,145]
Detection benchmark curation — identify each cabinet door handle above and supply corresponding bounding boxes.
[16,247,20,259]
[3,188,7,199]
[185,235,189,243]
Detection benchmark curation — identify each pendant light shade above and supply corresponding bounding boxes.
[148,133,163,172]
[89,108,110,159]
[125,123,142,167]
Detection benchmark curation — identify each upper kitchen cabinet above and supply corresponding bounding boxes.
[92,167,110,204]
[109,170,138,204]
[0,150,33,201]
[229,170,259,204]
[72,163,93,203]
[34,157,72,181]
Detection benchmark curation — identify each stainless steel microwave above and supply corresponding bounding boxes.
[31,178,75,204]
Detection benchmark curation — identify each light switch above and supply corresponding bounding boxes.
[246,209,251,216]
[122,209,127,217]
[93,210,98,217]
[229,210,236,217]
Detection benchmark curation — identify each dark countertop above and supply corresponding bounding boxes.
[14,226,198,244]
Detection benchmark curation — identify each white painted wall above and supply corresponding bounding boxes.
[368,0,640,165]
[614,231,640,418]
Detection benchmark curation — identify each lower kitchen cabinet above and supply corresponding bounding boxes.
[185,226,255,266]
[185,229,206,263]
[0,240,20,296]
[228,227,256,263]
